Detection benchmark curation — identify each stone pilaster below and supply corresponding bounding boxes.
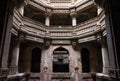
[1,14,13,69]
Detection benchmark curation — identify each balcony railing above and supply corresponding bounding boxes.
[50,0,71,3]
[13,9,105,40]
[6,73,30,81]
[52,73,71,78]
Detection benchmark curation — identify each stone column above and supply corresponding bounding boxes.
[74,67,79,81]
[45,10,52,26]
[10,40,20,74]
[43,67,48,81]
[19,5,24,16]
[97,6,103,15]
[101,42,109,74]
[45,16,50,26]
[70,12,77,26]
[47,0,50,3]
[71,0,75,4]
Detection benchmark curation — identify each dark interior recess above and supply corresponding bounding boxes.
[31,47,41,72]
[53,47,69,72]
[50,14,72,26]
[24,5,45,24]
[53,63,69,72]
[81,48,90,73]
[77,6,97,24]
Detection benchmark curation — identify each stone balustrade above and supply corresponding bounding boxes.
[81,73,93,81]
[92,73,112,81]
[52,73,71,78]
[50,0,71,3]
[0,68,9,81]
[0,68,30,81]
[6,73,30,81]
[13,8,105,41]
[29,0,94,11]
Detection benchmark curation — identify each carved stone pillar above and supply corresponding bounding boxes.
[43,67,48,81]
[101,42,109,74]
[74,67,79,81]
[70,9,77,26]
[45,16,50,26]
[47,0,50,3]
[10,39,21,74]
[71,0,75,4]
[19,5,24,15]
[45,9,52,26]
[97,6,103,15]
[97,35,109,74]
[19,0,28,16]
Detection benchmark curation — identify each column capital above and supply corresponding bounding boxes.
[96,34,106,44]
[45,8,52,17]
[70,12,77,17]
[24,0,29,5]
[70,8,77,17]
[17,33,25,42]
[96,34,108,49]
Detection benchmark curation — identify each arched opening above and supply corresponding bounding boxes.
[53,47,69,72]
[31,47,41,72]
[81,48,90,73]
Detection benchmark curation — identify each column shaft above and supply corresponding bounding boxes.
[101,43,109,74]
[71,0,75,4]
[19,5,24,15]
[70,12,77,26]
[45,16,50,26]
[47,0,50,3]
[72,17,77,26]
[75,72,78,81]
[11,41,20,66]
[10,40,20,74]
[97,6,103,15]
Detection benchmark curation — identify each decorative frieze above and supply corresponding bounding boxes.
[52,73,71,78]
[52,40,71,44]
[78,36,96,43]
[25,35,44,43]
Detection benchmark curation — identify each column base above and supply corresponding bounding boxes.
[9,66,18,75]
[108,69,120,78]
[103,67,109,74]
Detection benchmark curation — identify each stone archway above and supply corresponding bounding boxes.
[53,47,69,72]
[52,47,70,81]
